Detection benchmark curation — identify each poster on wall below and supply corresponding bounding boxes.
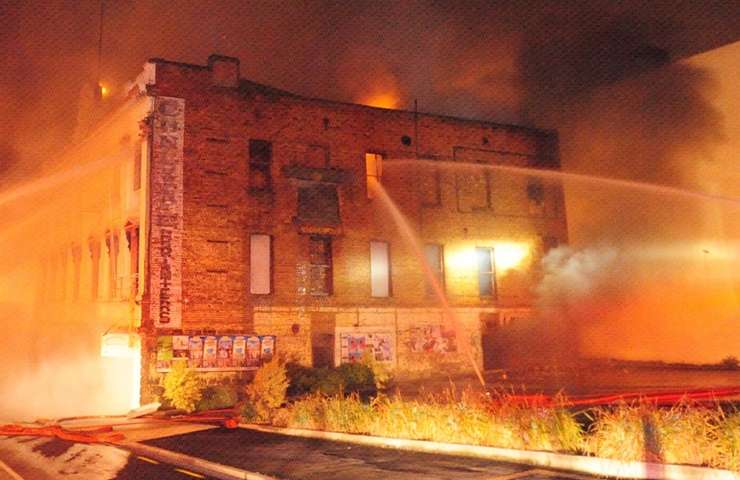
[150,96,185,329]
[217,336,233,368]
[409,325,457,353]
[260,335,275,363]
[156,334,277,372]
[173,335,189,360]
[156,336,173,370]
[339,332,394,364]
[202,336,218,368]
[232,336,246,367]
[246,336,261,367]
[188,336,204,368]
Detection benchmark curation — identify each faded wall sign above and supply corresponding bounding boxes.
[150,97,185,329]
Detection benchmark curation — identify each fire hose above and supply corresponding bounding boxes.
[504,386,740,408]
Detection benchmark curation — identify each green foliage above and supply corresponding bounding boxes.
[244,359,289,422]
[196,384,238,411]
[286,362,376,397]
[162,361,204,413]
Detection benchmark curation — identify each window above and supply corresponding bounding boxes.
[308,236,332,295]
[297,184,340,225]
[250,234,272,294]
[365,152,383,199]
[249,139,272,191]
[476,247,497,298]
[370,241,390,297]
[424,244,444,294]
[133,140,142,191]
[458,169,491,211]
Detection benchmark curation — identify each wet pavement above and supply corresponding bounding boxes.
[0,435,216,479]
[144,427,599,480]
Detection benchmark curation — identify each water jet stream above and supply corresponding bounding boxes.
[370,182,487,389]
[385,158,740,207]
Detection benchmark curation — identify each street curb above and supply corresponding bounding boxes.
[240,423,740,480]
[120,441,279,480]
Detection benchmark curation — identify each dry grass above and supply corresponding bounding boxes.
[272,392,740,471]
[280,389,583,453]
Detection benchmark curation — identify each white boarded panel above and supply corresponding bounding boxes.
[250,234,271,294]
[370,241,390,297]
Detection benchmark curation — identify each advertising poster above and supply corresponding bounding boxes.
[203,336,218,368]
[246,336,261,367]
[260,335,275,363]
[339,332,394,364]
[156,336,173,370]
[188,336,203,368]
[156,333,276,372]
[369,333,393,362]
[173,335,189,360]
[217,336,233,368]
[409,325,457,353]
[232,336,247,368]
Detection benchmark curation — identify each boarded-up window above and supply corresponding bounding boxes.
[297,184,340,225]
[250,234,271,294]
[370,241,390,297]
[458,169,491,211]
[365,153,383,199]
[424,244,444,294]
[249,139,272,191]
[308,236,332,295]
[476,247,496,298]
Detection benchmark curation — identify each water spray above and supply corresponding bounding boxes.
[370,182,487,390]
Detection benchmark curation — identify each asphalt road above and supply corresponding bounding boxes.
[0,435,214,479]
[145,427,598,480]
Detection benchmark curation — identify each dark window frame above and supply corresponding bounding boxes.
[249,139,273,192]
[308,236,333,296]
[476,247,497,298]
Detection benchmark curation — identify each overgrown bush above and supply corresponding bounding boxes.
[286,362,376,397]
[196,384,238,411]
[244,359,288,422]
[162,361,204,413]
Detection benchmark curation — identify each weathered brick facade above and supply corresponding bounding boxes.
[134,54,567,394]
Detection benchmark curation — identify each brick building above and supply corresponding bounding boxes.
[26,54,567,405]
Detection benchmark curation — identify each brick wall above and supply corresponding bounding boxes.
[142,57,567,378]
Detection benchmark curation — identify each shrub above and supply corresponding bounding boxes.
[286,362,376,397]
[244,359,289,422]
[162,361,204,413]
[197,384,238,411]
[720,356,740,370]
